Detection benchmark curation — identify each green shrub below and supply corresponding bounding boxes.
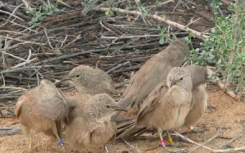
[190,0,245,94]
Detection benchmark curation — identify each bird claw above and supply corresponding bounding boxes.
[187,127,207,133]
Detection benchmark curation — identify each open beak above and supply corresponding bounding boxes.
[111,105,128,112]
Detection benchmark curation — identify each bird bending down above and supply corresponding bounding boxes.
[61,65,115,96]
[183,65,208,130]
[117,39,188,119]
[135,67,193,148]
[65,93,127,152]
[15,79,69,153]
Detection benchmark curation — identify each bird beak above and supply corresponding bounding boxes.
[170,79,177,87]
[111,105,128,112]
[60,78,72,82]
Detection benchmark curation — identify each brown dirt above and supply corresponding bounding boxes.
[1,85,245,153]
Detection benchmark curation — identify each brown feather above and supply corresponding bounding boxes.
[118,39,189,111]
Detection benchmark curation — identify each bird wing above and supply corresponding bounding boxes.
[35,97,68,121]
[184,84,208,126]
[183,65,208,126]
[119,39,188,109]
[15,94,27,119]
[136,82,168,124]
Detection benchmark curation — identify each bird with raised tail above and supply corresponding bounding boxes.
[15,79,69,153]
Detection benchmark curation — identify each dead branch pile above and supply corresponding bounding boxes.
[0,0,215,116]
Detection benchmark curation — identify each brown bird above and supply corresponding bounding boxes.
[183,65,208,129]
[62,65,115,96]
[135,67,193,147]
[15,79,69,153]
[65,93,127,152]
[117,39,188,112]
[117,65,208,143]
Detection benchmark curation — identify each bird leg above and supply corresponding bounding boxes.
[158,128,165,146]
[186,126,207,133]
[158,128,170,153]
[54,133,66,153]
[28,134,33,153]
[104,145,109,153]
[166,131,182,147]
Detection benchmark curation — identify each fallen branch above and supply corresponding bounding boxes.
[174,130,245,152]
[122,139,142,153]
[220,128,245,149]
[93,7,209,40]
[189,128,220,153]
[0,128,21,136]
[207,66,239,100]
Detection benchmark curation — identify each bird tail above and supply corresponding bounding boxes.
[116,119,150,139]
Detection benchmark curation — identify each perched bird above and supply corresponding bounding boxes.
[15,79,69,153]
[65,93,127,151]
[117,39,188,113]
[135,67,193,146]
[183,65,208,129]
[61,65,115,96]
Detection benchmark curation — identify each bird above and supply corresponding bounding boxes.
[117,65,208,144]
[134,67,193,147]
[15,79,69,153]
[65,93,127,152]
[183,65,208,130]
[117,39,188,114]
[61,65,115,96]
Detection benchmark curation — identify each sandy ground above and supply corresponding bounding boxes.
[1,85,245,153]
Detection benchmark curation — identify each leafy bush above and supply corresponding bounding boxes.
[190,0,245,94]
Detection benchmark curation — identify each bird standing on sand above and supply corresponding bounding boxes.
[183,65,208,130]
[15,79,69,153]
[117,39,188,114]
[117,65,208,145]
[135,67,193,148]
[65,93,127,152]
[62,65,115,96]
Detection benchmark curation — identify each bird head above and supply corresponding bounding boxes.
[166,67,192,90]
[105,104,127,112]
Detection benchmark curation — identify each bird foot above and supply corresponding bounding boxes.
[59,140,67,153]
[104,145,109,153]
[28,146,33,153]
[186,127,207,133]
[168,142,179,147]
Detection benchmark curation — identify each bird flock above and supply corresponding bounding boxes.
[15,39,208,153]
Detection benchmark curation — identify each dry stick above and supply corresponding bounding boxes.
[106,61,130,74]
[122,139,142,153]
[207,66,239,100]
[189,128,220,153]
[21,0,34,14]
[94,7,209,40]
[44,29,54,50]
[220,129,245,149]
[0,9,24,22]
[174,131,245,152]
[0,128,21,136]
[0,4,23,28]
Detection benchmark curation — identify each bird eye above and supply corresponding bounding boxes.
[106,105,110,108]
[180,77,183,80]
[76,75,80,78]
